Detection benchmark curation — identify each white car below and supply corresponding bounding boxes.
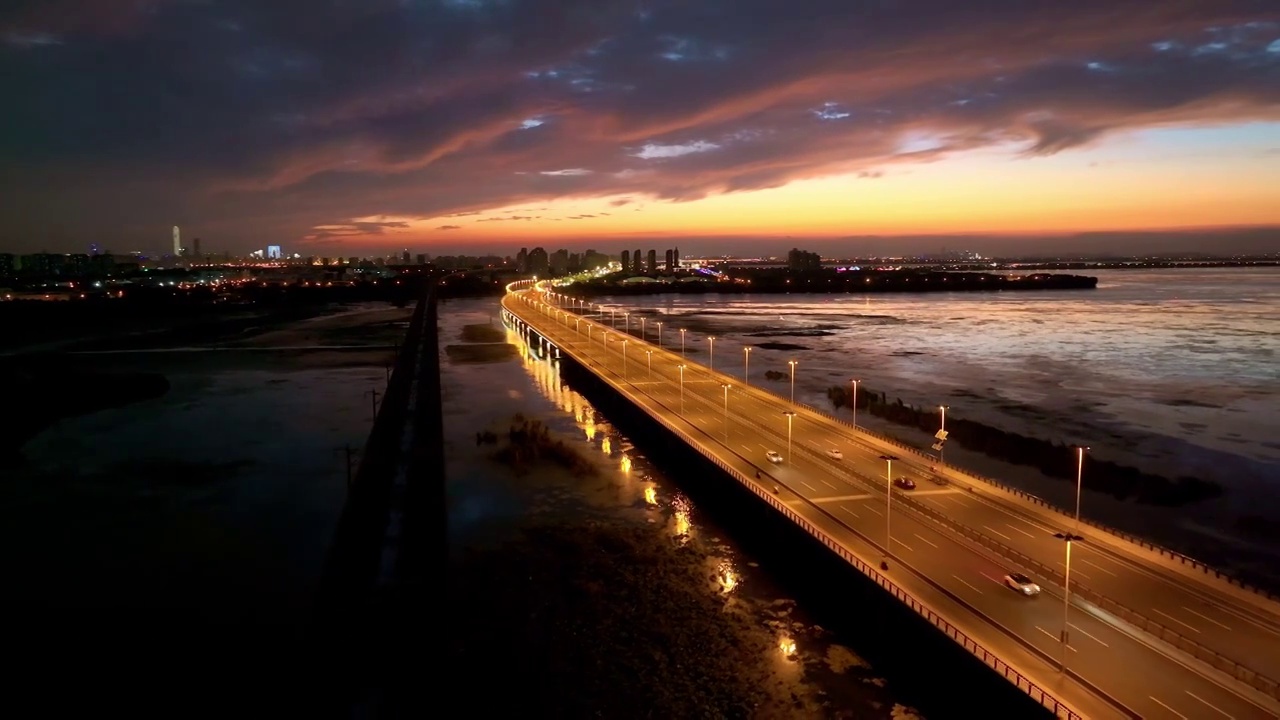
[826,449,843,460]
[766,451,784,464]
[1004,572,1041,596]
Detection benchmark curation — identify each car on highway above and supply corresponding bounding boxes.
[892,476,916,490]
[826,449,843,460]
[766,451,784,464]
[1004,572,1041,596]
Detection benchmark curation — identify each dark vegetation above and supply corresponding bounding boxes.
[492,415,599,477]
[825,385,1223,506]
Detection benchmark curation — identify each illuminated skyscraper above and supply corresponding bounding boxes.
[172,226,181,256]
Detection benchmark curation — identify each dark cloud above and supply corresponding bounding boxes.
[435,224,462,230]
[2,0,1278,252]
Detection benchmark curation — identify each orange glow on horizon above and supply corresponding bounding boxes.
[338,126,1280,247]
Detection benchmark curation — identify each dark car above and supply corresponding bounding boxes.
[893,476,916,490]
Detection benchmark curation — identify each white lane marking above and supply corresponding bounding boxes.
[1078,558,1117,576]
[758,444,771,451]
[1034,626,1076,651]
[952,575,983,595]
[1185,690,1235,719]
[811,494,874,503]
[1056,561,1090,581]
[1149,696,1188,719]
[864,505,883,517]
[817,477,837,489]
[1006,523,1036,539]
[980,572,1003,586]
[740,444,752,452]
[1181,607,1232,632]
[840,506,860,520]
[798,480,817,492]
[1152,608,1201,633]
[983,525,1012,540]
[1068,623,1109,647]
[891,536,914,552]
[913,533,939,549]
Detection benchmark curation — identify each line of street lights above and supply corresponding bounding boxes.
[524,288,1095,669]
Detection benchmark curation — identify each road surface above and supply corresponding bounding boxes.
[508,287,1280,719]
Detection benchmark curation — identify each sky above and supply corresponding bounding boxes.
[2,0,1279,257]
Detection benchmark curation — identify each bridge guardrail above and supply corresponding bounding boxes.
[508,294,1090,720]
[892,486,1280,701]
[569,291,1276,604]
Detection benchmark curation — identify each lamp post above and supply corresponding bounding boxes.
[624,312,630,335]
[679,365,687,414]
[850,379,860,428]
[680,328,687,358]
[610,308,616,328]
[721,384,731,440]
[743,346,752,386]
[656,321,663,348]
[879,454,899,569]
[788,360,798,404]
[707,336,716,371]
[645,349,653,379]
[783,411,796,462]
[1054,529,1084,674]
[938,405,949,465]
[640,316,646,342]
[622,339,628,381]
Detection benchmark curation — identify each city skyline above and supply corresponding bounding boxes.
[2,2,1278,255]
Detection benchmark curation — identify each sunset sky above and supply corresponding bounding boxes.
[3,1,1279,256]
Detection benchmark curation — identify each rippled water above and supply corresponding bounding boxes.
[592,267,1280,494]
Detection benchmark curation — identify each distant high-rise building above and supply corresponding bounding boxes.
[516,247,529,273]
[621,249,631,272]
[416,254,428,265]
[633,248,642,273]
[267,245,282,259]
[675,246,681,268]
[664,249,673,272]
[527,247,549,276]
[172,226,181,256]
[402,249,411,264]
[646,249,657,273]
[550,248,569,275]
[192,237,201,259]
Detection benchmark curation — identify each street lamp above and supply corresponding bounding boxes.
[783,411,796,462]
[680,328,687,358]
[788,360,798,404]
[622,339,628,381]
[1054,529,1084,674]
[640,316,646,342]
[624,312,630,335]
[708,336,716,371]
[655,321,663,348]
[645,349,653,380]
[850,379,860,428]
[935,405,950,465]
[879,454,899,569]
[721,383,731,440]
[610,308,616,327]
[679,364,687,414]
[1072,445,1087,532]
[743,346,752,386]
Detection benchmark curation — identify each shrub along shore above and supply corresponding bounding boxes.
[822,384,1223,507]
